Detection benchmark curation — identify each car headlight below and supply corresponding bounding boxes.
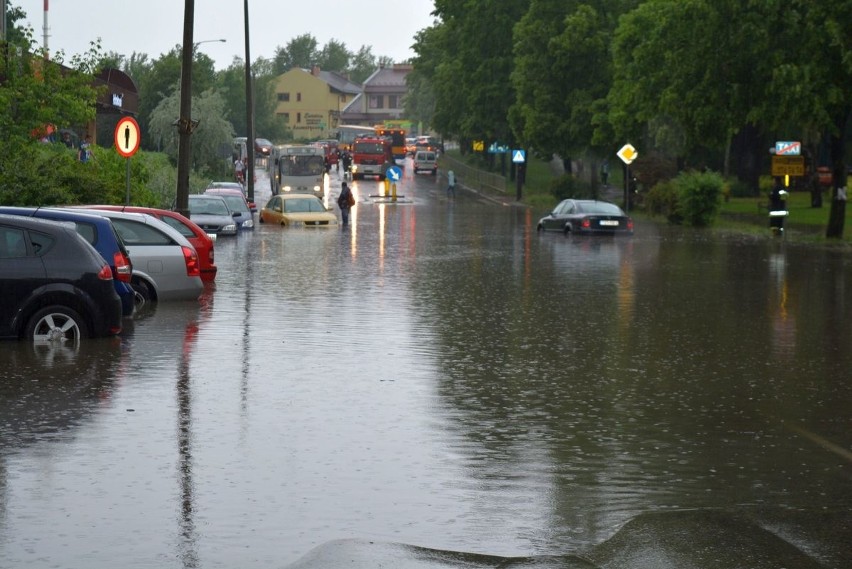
[241,219,254,228]
[313,185,321,193]
[223,224,237,233]
[283,186,292,192]
[289,220,304,227]
[352,165,358,172]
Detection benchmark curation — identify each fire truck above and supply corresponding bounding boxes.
[350,136,394,180]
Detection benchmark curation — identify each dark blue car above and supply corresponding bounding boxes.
[0,207,136,317]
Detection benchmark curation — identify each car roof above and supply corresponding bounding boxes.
[0,212,76,232]
[205,188,245,196]
[68,208,194,247]
[278,193,322,200]
[0,206,116,226]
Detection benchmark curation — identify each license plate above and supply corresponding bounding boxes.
[599,220,619,226]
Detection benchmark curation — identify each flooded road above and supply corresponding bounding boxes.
[1,166,850,568]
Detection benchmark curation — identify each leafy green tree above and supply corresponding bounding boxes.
[148,87,235,176]
[317,39,350,72]
[349,45,379,83]
[273,34,319,72]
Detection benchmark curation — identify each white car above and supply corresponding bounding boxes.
[62,208,204,303]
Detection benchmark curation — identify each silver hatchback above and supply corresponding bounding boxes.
[64,209,204,303]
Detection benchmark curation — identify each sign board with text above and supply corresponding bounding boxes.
[771,155,805,177]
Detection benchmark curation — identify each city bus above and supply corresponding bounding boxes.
[375,126,407,161]
[270,145,326,198]
[335,124,376,152]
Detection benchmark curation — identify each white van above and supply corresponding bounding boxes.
[413,150,438,175]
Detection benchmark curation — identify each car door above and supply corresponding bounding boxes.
[543,200,569,231]
[0,224,47,337]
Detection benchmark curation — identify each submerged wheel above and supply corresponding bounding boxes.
[25,305,88,345]
[131,280,153,310]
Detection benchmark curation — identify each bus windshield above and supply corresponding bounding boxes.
[280,155,325,176]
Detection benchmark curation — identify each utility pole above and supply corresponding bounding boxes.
[175,0,195,218]
[243,0,255,204]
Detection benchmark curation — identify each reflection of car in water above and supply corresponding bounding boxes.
[537,199,634,236]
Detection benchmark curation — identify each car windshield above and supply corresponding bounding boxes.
[577,202,623,215]
[283,198,326,213]
[220,195,249,213]
[353,142,385,154]
[190,198,230,216]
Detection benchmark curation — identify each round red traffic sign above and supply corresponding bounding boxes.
[114,116,141,158]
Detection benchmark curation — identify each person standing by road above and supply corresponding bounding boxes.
[234,157,245,185]
[446,169,456,197]
[337,182,355,226]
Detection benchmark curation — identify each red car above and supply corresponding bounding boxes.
[84,205,218,282]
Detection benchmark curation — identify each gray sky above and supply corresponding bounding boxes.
[17,1,436,69]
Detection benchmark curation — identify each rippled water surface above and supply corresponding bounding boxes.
[1,170,850,568]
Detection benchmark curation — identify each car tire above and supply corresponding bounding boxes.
[25,305,88,344]
[131,280,153,309]
[563,225,572,236]
[537,224,543,232]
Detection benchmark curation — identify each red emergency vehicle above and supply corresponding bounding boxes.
[351,137,393,180]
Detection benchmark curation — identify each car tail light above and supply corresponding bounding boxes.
[113,251,132,283]
[581,218,592,229]
[182,246,201,278]
[627,219,634,231]
[97,264,113,281]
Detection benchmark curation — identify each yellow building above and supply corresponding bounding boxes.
[272,66,362,140]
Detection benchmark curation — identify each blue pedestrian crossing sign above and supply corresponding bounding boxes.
[386,165,402,181]
[512,149,526,163]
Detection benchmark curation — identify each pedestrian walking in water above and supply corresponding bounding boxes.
[337,182,355,226]
[446,170,456,197]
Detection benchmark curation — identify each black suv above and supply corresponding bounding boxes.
[0,215,123,343]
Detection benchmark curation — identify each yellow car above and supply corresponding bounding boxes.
[259,194,339,227]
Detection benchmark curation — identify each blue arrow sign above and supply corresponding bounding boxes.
[386,165,402,181]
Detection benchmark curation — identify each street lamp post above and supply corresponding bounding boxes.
[243,0,255,205]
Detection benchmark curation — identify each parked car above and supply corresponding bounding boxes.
[203,188,255,230]
[66,209,204,302]
[537,199,634,236]
[206,181,257,212]
[413,150,438,175]
[185,195,239,239]
[0,214,123,342]
[0,206,136,317]
[259,194,339,227]
[83,205,219,283]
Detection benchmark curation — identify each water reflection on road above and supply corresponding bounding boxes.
[1,167,850,569]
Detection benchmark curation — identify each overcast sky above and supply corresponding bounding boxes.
[16,0,437,70]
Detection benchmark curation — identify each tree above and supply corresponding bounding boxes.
[317,39,350,72]
[148,87,235,176]
[273,34,319,72]
[349,45,379,84]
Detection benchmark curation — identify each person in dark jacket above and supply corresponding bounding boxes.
[337,182,355,226]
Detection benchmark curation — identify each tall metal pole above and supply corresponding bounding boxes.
[175,0,195,218]
[243,0,255,204]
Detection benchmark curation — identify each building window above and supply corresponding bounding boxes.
[279,112,290,123]
[278,92,290,102]
[388,95,400,109]
[297,112,302,123]
[297,92,302,102]
[369,95,384,109]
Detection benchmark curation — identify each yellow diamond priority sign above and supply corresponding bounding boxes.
[617,143,637,165]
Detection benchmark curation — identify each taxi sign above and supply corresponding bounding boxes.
[386,165,402,182]
[617,143,637,164]
[775,141,801,156]
[114,116,141,158]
